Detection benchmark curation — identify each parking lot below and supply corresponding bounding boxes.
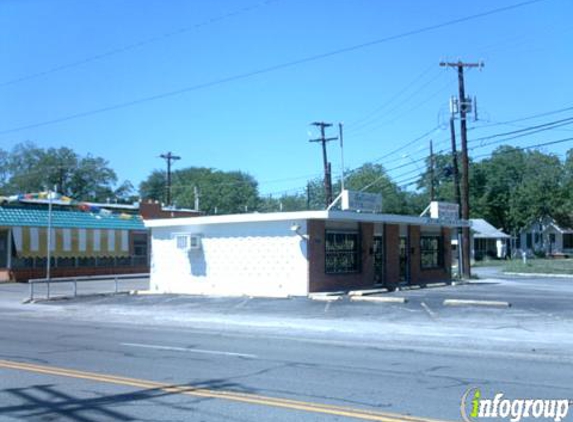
[0,268,568,359]
[0,268,572,421]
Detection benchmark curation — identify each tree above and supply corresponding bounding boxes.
[0,142,131,202]
[508,150,564,231]
[469,146,565,234]
[338,163,409,214]
[258,193,307,212]
[139,167,259,215]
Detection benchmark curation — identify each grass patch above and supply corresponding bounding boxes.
[472,259,506,267]
[503,258,573,275]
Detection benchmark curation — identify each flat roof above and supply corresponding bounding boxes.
[145,210,468,228]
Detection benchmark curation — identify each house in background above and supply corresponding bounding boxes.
[517,216,573,257]
[470,218,511,260]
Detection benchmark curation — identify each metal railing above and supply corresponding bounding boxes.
[28,273,150,301]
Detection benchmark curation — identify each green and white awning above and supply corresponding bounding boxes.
[11,227,130,258]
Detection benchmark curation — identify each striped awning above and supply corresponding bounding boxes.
[11,227,130,258]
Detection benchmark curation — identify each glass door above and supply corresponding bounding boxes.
[399,236,409,284]
[373,236,384,286]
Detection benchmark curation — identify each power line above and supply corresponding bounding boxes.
[471,136,573,159]
[351,79,454,137]
[345,63,438,131]
[0,0,547,135]
[370,126,441,164]
[468,116,573,144]
[0,0,282,88]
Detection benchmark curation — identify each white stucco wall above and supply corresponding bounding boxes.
[149,219,309,297]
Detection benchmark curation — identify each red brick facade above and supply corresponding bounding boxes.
[308,220,375,292]
[308,220,452,293]
[139,201,201,220]
[384,224,400,290]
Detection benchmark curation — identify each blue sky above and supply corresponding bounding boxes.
[1,0,572,198]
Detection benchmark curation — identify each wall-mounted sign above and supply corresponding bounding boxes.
[341,190,382,213]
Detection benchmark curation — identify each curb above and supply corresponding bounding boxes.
[348,288,388,297]
[310,295,343,302]
[397,285,420,291]
[425,282,447,288]
[350,296,407,304]
[443,299,511,308]
[504,272,573,279]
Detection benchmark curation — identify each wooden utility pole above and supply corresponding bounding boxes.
[160,151,181,206]
[309,122,337,207]
[449,115,461,213]
[440,60,483,278]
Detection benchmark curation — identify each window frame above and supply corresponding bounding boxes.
[324,230,361,275]
[420,235,444,270]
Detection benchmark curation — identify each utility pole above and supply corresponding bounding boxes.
[193,186,200,212]
[309,122,337,207]
[429,140,435,202]
[449,113,461,214]
[449,114,463,278]
[159,152,181,206]
[440,60,483,278]
[338,122,345,192]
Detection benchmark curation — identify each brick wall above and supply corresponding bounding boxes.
[384,224,400,289]
[409,225,421,285]
[308,220,376,293]
[139,201,201,220]
[307,220,452,293]
[417,227,452,284]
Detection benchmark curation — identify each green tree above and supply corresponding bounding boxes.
[140,167,259,215]
[337,163,409,214]
[470,146,565,234]
[1,142,131,202]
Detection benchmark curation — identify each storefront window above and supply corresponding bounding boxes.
[325,231,360,274]
[420,236,444,269]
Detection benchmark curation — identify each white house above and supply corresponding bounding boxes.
[518,217,573,256]
[470,218,510,260]
[145,210,467,298]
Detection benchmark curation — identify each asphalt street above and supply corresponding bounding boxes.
[0,270,572,421]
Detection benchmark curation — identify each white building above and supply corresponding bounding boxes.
[145,210,465,298]
[470,218,510,260]
[518,216,573,256]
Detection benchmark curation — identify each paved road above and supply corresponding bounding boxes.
[0,271,572,421]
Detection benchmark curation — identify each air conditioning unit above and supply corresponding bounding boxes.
[188,235,202,250]
[175,234,202,250]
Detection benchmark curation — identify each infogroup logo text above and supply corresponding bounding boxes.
[461,388,570,422]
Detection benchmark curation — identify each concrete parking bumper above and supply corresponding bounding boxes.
[443,299,511,308]
[350,296,407,304]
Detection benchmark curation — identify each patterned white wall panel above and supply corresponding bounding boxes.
[150,220,309,297]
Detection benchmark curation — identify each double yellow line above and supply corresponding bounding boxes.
[0,359,448,422]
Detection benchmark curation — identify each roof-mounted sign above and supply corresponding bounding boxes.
[423,201,459,223]
[340,190,382,213]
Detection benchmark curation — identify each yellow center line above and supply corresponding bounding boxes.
[0,359,449,422]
